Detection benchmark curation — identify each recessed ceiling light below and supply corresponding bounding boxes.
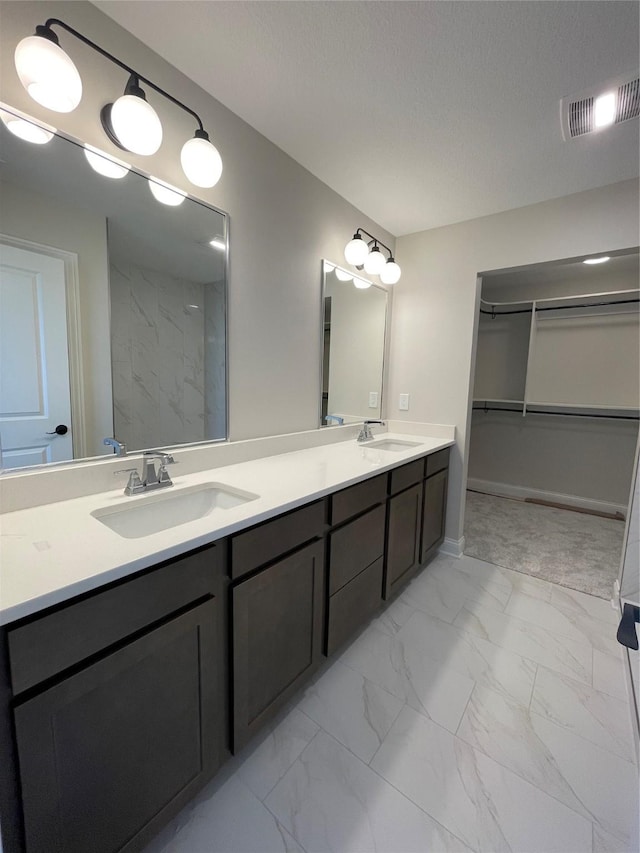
[583,256,610,265]
[594,92,616,129]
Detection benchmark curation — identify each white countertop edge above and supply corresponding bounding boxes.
[0,433,453,626]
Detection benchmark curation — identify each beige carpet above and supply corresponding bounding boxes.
[463,491,625,599]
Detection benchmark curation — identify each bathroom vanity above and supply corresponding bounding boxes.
[0,434,451,853]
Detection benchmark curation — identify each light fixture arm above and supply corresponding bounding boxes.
[40,18,206,132]
[354,227,394,260]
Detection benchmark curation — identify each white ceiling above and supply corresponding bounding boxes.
[94,1,639,237]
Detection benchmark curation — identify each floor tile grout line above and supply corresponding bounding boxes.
[527,707,637,767]
[454,685,476,737]
[255,722,322,805]
[528,662,539,710]
[452,725,602,833]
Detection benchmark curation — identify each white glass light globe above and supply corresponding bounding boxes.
[334,268,353,282]
[380,260,401,285]
[109,94,162,155]
[363,247,386,275]
[0,108,55,144]
[344,235,369,266]
[353,277,372,289]
[148,177,187,206]
[15,35,82,113]
[323,261,334,274]
[84,145,130,179]
[181,136,223,188]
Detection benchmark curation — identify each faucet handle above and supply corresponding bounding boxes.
[114,467,145,495]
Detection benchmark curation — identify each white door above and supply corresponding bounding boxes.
[0,242,73,468]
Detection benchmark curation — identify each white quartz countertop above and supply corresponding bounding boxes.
[0,432,452,625]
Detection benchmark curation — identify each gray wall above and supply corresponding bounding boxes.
[0,0,394,441]
[391,179,639,544]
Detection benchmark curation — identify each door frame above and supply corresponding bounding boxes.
[1,233,87,459]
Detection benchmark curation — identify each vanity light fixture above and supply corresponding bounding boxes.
[13,18,223,187]
[334,268,353,282]
[0,104,55,144]
[353,277,372,290]
[583,256,611,265]
[344,227,401,284]
[84,144,130,179]
[148,176,187,206]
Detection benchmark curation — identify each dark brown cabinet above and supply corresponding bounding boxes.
[232,539,325,752]
[14,600,220,853]
[3,544,227,853]
[326,503,386,655]
[384,482,423,600]
[421,466,449,563]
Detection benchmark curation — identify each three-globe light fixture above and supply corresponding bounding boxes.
[344,228,401,285]
[13,18,223,189]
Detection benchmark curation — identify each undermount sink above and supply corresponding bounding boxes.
[92,482,259,539]
[364,439,423,452]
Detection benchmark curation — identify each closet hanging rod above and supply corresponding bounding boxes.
[480,298,639,318]
[472,405,640,421]
[480,287,639,308]
[535,298,639,313]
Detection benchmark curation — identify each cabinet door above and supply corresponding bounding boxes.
[384,483,423,600]
[14,600,220,853]
[232,540,324,751]
[421,468,448,563]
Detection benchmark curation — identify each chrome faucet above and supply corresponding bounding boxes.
[103,437,127,456]
[357,420,385,443]
[142,451,175,489]
[115,451,175,495]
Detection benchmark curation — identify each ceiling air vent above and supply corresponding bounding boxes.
[616,78,640,123]
[561,72,639,141]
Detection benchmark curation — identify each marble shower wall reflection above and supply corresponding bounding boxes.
[110,258,225,451]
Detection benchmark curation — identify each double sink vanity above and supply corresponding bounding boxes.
[0,428,452,853]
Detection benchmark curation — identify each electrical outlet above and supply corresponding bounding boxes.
[399,393,410,411]
[368,391,378,408]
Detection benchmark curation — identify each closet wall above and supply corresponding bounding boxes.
[469,262,639,514]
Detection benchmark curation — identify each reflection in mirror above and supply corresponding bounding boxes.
[0,106,227,472]
[321,261,388,426]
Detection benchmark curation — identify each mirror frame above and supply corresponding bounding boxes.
[0,105,230,473]
[319,259,389,428]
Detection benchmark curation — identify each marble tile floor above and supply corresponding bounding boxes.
[464,491,626,601]
[144,553,638,853]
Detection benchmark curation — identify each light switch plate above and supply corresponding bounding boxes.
[368,391,378,408]
[399,393,410,411]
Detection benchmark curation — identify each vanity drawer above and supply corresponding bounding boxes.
[8,543,221,695]
[231,500,326,580]
[389,459,425,495]
[426,447,450,478]
[330,474,387,526]
[326,557,384,657]
[329,504,386,594]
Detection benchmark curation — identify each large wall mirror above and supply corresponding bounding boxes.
[0,106,227,471]
[321,260,388,426]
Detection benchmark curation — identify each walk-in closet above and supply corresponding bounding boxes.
[466,249,639,599]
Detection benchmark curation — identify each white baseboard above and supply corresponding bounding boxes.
[467,478,626,518]
[440,536,465,558]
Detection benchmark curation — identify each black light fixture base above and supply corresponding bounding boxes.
[100,103,130,152]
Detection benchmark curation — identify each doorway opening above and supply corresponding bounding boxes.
[464,249,639,599]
